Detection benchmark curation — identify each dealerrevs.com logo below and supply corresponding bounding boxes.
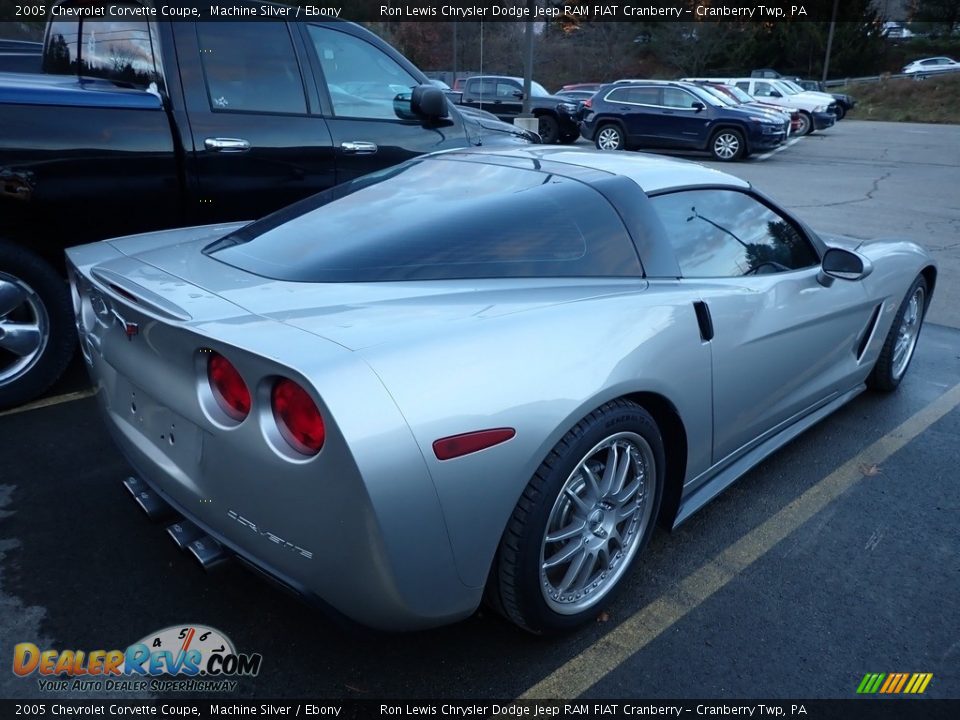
[13,624,262,693]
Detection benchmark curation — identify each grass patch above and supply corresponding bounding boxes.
[839,73,960,124]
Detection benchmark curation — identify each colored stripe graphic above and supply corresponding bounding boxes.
[893,673,909,693]
[857,672,932,694]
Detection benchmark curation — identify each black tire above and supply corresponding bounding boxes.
[867,275,928,392]
[709,127,746,162]
[487,399,664,634]
[797,111,813,136]
[0,240,76,409]
[835,105,846,120]
[594,123,625,151]
[559,130,579,145]
[537,114,561,144]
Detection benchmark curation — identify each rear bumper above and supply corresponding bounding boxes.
[66,245,483,632]
[89,360,480,631]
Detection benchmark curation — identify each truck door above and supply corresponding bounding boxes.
[299,24,469,185]
[173,22,336,225]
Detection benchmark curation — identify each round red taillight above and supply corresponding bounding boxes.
[271,378,325,456]
[207,353,251,422]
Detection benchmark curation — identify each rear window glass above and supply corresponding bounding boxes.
[206,159,642,282]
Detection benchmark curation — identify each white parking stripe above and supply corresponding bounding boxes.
[0,388,97,418]
[755,134,804,161]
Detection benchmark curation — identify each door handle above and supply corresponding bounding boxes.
[204,138,250,153]
[693,301,714,342]
[340,141,378,155]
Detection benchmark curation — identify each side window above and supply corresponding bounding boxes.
[605,88,630,103]
[734,81,751,92]
[197,23,306,114]
[754,81,776,97]
[476,80,498,96]
[41,20,80,75]
[650,190,819,278]
[627,87,660,104]
[307,25,418,120]
[661,88,698,109]
[78,14,159,88]
[496,82,520,98]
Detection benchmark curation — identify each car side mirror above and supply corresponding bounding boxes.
[818,247,873,286]
[411,85,448,120]
[691,101,705,112]
[769,90,782,98]
[512,90,524,99]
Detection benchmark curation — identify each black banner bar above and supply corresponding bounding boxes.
[0,1,925,24]
[1,699,958,720]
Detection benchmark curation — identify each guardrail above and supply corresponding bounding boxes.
[824,66,960,87]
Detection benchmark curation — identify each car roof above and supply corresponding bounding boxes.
[430,146,750,194]
[465,75,524,82]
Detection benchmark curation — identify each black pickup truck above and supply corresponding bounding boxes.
[0,1,537,409]
[455,75,581,144]
[0,40,42,73]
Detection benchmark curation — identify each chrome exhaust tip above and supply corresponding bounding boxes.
[187,535,229,570]
[166,519,204,550]
[123,476,173,520]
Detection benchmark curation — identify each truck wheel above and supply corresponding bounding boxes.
[487,399,664,634]
[835,105,846,120]
[710,128,746,161]
[559,130,579,145]
[537,115,561,144]
[0,241,76,409]
[797,111,813,136]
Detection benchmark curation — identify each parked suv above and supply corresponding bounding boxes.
[580,81,787,161]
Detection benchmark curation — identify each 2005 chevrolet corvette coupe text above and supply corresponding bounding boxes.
[67,147,935,633]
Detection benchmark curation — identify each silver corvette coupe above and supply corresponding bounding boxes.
[67,147,936,633]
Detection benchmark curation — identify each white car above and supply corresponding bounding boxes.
[902,57,960,77]
[683,77,835,136]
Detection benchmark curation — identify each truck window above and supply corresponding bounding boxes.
[78,15,159,89]
[41,21,80,75]
[42,8,161,89]
[307,25,418,120]
[197,22,307,115]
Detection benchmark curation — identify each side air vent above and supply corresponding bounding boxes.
[857,304,883,361]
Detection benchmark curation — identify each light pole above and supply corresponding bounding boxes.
[822,0,840,82]
[522,0,535,116]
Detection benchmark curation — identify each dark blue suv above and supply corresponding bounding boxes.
[580,81,787,161]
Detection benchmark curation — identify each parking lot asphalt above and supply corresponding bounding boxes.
[2,120,959,703]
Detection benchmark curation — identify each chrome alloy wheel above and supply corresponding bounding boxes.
[713,132,740,160]
[596,127,622,150]
[892,285,924,380]
[540,431,656,614]
[0,271,50,386]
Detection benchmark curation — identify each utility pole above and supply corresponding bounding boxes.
[452,22,458,88]
[822,0,840,82]
[522,0,535,115]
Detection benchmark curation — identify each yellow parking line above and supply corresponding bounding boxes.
[519,382,960,699]
[0,388,97,418]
